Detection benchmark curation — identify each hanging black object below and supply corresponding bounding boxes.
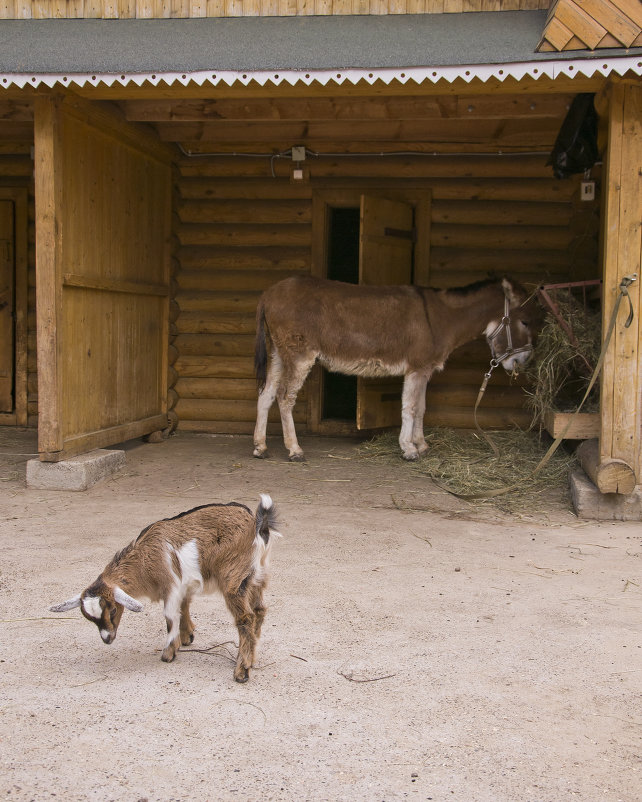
[547,93,599,179]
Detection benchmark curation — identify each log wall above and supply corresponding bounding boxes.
[174,152,601,434]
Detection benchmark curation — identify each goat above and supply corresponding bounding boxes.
[50,494,280,683]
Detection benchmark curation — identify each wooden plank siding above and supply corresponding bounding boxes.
[173,149,600,435]
[34,94,173,459]
[0,0,550,17]
[538,0,642,51]
[0,126,37,429]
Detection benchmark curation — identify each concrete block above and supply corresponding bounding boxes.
[26,449,126,491]
[570,468,642,521]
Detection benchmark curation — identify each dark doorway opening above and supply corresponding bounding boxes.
[322,207,359,421]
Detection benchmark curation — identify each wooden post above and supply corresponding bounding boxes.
[577,438,636,495]
[34,94,65,457]
[599,80,642,487]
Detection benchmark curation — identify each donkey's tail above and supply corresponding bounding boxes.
[255,299,268,393]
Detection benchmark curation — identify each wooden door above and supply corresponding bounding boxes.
[0,201,13,413]
[356,195,414,430]
[35,95,173,462]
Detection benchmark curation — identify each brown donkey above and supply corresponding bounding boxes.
[253,276,542,462]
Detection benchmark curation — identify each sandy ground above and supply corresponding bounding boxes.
[1,428,641,802]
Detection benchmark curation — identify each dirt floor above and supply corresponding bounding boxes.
[1,427,641,802]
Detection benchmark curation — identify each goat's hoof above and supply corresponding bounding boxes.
[161,648,177,662]
[288,453,306,463]
[181,633,194,646]
[234,668,250,683]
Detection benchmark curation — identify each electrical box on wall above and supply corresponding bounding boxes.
[581,180,596,201]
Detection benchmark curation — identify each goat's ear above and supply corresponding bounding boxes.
[501,278,521,309]
[113,586,143,612]
[49,594,82,613]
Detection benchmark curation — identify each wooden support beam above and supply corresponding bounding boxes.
[34,94,65,456]
[599,80,642,486]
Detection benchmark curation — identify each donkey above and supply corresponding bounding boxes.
[253,276,542,462]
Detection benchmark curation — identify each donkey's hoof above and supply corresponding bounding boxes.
[253,448,268,459]
[288,452,306,463]
[402,452,419,462]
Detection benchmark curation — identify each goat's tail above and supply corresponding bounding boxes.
[254,300,268,394]
[255,493,281,545]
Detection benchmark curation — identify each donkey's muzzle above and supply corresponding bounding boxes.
[500,346,533,374]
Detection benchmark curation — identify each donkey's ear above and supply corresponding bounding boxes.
[501,278,521,308]
[49,594,82,613]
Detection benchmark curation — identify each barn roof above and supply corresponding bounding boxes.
[1,11,641,90]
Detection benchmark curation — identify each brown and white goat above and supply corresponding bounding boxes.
[50,495,280,683]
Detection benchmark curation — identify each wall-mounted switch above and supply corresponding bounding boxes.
[581,181,595,202]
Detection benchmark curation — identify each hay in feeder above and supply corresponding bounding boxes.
[523,292,601,427]
[358,428,577,515]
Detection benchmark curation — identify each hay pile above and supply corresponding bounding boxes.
[523,293,601,427]
[358,428,577,515]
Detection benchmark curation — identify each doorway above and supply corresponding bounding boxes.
[309,182,432,436]
[322,206,360,421]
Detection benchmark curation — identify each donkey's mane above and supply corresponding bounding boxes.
[442,277,501,296]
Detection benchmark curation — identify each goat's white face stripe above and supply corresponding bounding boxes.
[82,595,102,620]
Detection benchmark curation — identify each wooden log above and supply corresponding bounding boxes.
[177,176,577,204]
[174,397,305,422]
[167,387,179,410]
[177,199,311,224]
[177,420,282,435]
[178,246,310,272]
[429,247,574,275]
[174,333,255,356]
[176,376,306,401]
[176,312,255,335]
[124,94,571,123]
[167,343,179,365]
[423,405,532,430]
[174,355,255,378]
[177,154,554,180]
[177,222,311,247]
[178,177,312,200]
[431,224,574,250]
[175,290,260,314]
[0,154,34,176]
[543,408,600,440]
[431,200,573,227]
[577,438,637,495]
[176,268,295,292]
[157,117,561,147]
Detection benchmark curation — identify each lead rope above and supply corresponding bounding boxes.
[444,274,637,501]
[473,293,528,458]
